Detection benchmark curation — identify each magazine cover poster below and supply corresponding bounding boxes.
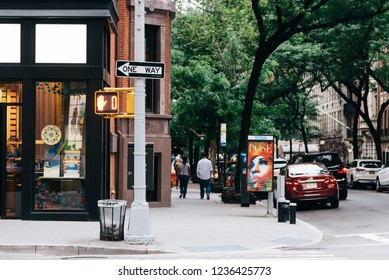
[247,135,274,192]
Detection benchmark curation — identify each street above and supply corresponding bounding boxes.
[110,187,389,260]
[293,187,389,260]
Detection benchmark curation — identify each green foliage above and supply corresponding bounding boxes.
[171,0,258,153]
[171,0,389,158]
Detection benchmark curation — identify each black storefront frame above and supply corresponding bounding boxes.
[0,17,114,221]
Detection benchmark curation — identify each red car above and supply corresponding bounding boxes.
[281,162,339,208]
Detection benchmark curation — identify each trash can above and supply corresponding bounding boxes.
[98,199,127,241]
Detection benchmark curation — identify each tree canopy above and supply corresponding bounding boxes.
[171,0,389,185]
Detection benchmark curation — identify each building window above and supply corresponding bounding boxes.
[34,82,86,210]
[103,24,111,71]
[2,82,22,217]
[145,25,160,113]
[35,24,87,64]
[0,24,21,63]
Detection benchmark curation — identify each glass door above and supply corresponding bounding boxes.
[0,83,22,218]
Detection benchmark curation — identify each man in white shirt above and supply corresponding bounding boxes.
[196,152,213,200]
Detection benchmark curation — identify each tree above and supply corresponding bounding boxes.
[236,0,389,204]
[171,2,258,166]
[307,14,389,160]
[260,41,324,152]
[171,60,229,167]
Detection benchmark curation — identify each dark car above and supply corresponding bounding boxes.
[280,163,339,208]
[290,152,348,200]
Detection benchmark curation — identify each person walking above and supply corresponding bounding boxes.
[173,155,182,190]
[196,152,213,200]
[178,156,190,198]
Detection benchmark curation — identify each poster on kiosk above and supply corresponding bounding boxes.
[247,135,274,192]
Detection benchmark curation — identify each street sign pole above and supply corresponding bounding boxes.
[125,0,154,243]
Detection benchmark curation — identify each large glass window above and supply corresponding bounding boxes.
[0,24,21,63]
[145,25,160,113]
[1,82,23,217]
[35,24,87,64]
[34,82,86,210]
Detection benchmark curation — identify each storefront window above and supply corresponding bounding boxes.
[1,82,23,217]
[0,24,21,63]
[35,24,87,64]
[34,82,86,210]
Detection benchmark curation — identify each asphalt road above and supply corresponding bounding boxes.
[294,187,389,260]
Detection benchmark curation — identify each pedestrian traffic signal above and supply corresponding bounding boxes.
[95,91,119,115]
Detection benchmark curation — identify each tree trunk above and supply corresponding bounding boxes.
[237,47,271,206]
[209,137,217,177]
[289,138,293,159]
[372,130,383,161]
[193,145,200,181]
[352,110,359,160]
[302,128,309,153]
[189,136,194,177]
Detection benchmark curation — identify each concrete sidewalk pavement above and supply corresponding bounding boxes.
[0,183,323,257]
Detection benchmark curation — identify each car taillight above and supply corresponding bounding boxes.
[324,177,337,187]
[356,167,365,172]
[338,165,348,174]
[286,179,300,189]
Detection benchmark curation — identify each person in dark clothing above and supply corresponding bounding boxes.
[178,156,190,198]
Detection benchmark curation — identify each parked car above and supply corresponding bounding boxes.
[375,161,389,192]
[347,159,382,189]
[280,162,339,208]
[289,152,348,200]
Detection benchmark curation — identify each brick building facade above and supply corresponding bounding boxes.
[113,0,175,207]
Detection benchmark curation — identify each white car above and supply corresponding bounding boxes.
[375,161,389,192]
[347,159,382,188]
[273,158,288,177]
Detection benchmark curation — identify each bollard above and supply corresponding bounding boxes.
[282,200,290,222]
[289,202,297,224]
[277,198,287,222]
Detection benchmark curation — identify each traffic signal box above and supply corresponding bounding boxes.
[126,89,134,115]
[95,88,134,116]
[95,91,119,115]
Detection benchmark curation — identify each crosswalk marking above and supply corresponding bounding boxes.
[335,232,389,244]
[335,231,389,237]
[359,234,389,244]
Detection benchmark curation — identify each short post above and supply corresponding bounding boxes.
[289,202,297,224]
[277,198,287,222]
[282,200,290,221]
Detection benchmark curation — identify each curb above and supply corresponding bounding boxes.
[0,244,173,256]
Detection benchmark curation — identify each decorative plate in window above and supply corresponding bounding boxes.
[41,125,62,145]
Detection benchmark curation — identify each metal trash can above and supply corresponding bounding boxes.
[98,199,127,241]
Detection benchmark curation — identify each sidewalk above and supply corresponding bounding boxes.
[0,182,323,256]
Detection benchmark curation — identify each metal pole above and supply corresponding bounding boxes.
[125,0,154,243]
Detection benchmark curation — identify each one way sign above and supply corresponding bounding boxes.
[116,60,165,79]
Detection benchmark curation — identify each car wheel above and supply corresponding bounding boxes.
[330,200,339,208]
[376,179,384,192]
[339,188,348,200]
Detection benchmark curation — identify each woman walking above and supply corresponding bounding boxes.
[178,156,190,198]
